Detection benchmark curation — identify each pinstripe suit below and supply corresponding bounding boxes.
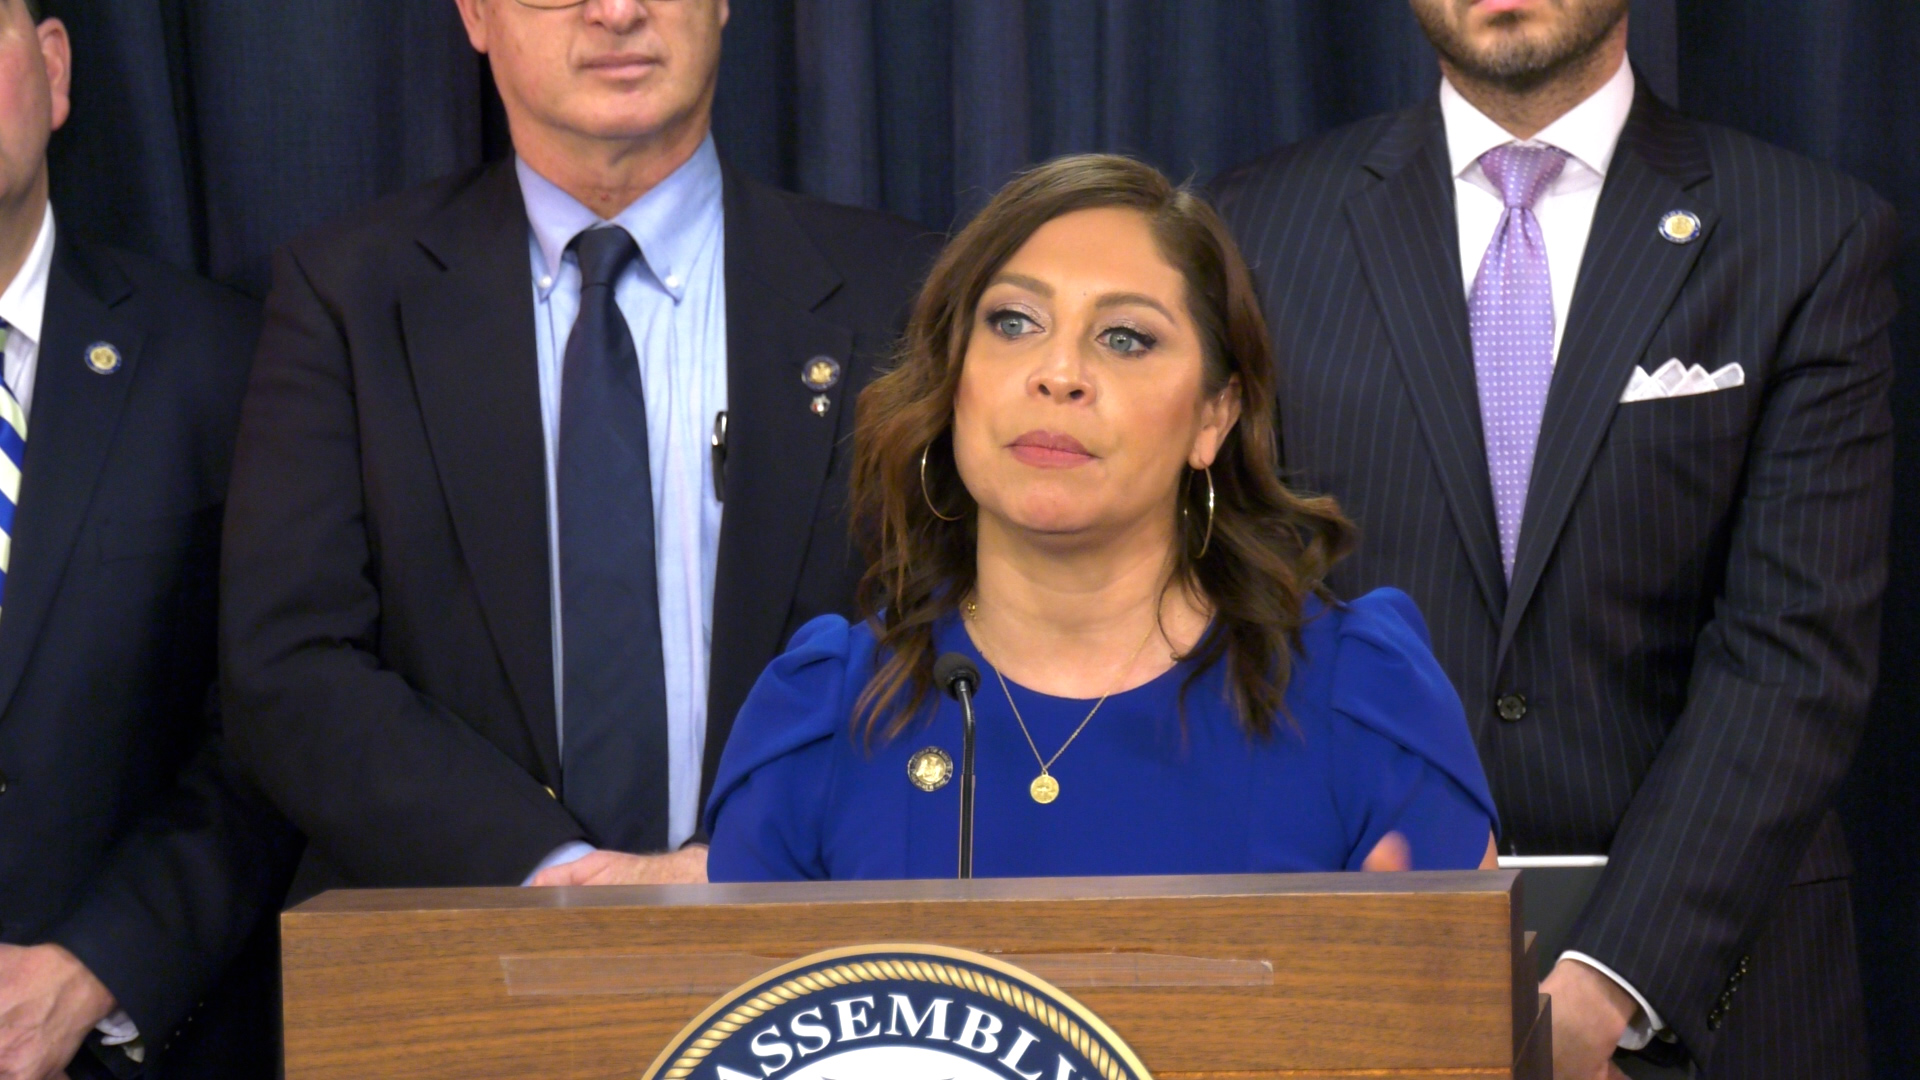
[1214,87,1895,1077]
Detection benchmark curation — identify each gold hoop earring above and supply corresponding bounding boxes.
[921,443,963,522]
[1187,466,1215,560]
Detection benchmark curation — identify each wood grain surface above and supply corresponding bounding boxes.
[282,871,1546,1080]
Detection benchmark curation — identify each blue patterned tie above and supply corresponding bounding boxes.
[0,323,22,617]
[1469,144,1568,581]
[557,227,670,852]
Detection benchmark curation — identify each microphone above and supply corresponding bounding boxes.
[933,652,980,879]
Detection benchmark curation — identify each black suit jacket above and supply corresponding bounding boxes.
[0,235,295,1078]
[221,159,937,899]
[1214,89,1895,1075]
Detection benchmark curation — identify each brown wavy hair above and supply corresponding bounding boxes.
[850,154,1355,741]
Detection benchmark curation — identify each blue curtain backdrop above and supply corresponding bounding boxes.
[40,1,1918,1073]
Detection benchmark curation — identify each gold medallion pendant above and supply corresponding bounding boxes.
[1030,773,1060,804]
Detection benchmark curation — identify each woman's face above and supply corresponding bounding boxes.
[952,206,1241,550]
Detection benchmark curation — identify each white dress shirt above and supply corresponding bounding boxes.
[1443,57,1634,360]
[1441,59,1667,1051]
[0,202,54,413]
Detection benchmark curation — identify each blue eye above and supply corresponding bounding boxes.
[987,309,1037,338]
[1100,327,1155,355]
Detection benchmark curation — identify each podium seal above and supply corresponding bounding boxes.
[643,945,1153,1080]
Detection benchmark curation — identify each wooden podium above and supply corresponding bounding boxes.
[281,871,1549,1079]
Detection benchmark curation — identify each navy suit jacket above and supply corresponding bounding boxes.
[221,158,938,900]
[1214,88,1895,1076]
[0,235,296,1078]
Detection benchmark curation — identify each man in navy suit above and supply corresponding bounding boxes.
[0,2,295,1078]
[221,0,935,901]
[1215,1,1894,1077]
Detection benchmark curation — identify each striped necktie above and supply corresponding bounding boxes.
[0,323,22,615]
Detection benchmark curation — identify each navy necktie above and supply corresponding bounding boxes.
[558,226,669,852]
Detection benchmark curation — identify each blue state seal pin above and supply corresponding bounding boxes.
[644,945,1153,1080]
[1657,210,1703,245]
[84,342,122,374]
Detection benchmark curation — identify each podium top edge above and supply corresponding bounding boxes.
[285,869,1519,917]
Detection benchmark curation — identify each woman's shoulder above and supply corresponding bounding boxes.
[703,614,880,835]
[780,613,880,668]
[744,614,882,726]
[1302,588,1495,821]
[1298,587,1433,657]
[1307,587,1450,722]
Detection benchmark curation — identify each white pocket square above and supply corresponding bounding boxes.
[1620,359,1745,403]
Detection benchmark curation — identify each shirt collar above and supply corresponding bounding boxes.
[516,132,724,302]
[0,203,56,346]
[1440,55,1635,180]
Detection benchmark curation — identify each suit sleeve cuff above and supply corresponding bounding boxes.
[522,841,597,885]
[1560,950,1666,1051]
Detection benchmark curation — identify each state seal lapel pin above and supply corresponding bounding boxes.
[85,342,122,374]
[907,746,953,792]
[1658,210,1702,245]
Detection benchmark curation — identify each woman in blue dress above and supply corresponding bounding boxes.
[705,154,1497,881]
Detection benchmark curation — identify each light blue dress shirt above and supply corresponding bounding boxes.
[517,136,727,853]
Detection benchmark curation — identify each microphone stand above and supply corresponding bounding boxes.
[955,674,977,879]
[934,652,981,879]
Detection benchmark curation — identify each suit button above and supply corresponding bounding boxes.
[544,785,558,800]
[0,768,8,794]
[1496,694,1528,722]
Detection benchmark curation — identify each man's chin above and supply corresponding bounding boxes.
[1445,30,1585,89]
[561,104,699,146]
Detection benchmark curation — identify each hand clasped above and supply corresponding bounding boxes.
[527,844,710,887]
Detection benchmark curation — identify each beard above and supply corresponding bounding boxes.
[1412,0,1629,93]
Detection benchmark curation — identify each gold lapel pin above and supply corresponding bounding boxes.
[1658,210,1702,245]
[801,355,841,392]
[85,342,122,375]
[907,746,954,792]
[803,356,841,419]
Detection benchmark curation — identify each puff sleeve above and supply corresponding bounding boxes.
[1323,589,1499,870]
[705,615,870,882]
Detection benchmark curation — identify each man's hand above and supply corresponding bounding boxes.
[0,944,117,1080]
[1541,957,1636,1080]
[528,844,709,887]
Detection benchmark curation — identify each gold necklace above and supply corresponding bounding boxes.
[962,598,1159,805]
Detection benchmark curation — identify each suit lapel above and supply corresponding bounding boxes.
[1346,104,1508,622]
[1499,91,1714,658]
[399,161,561,784]
[705,167,851,776]
[0,241,144,718]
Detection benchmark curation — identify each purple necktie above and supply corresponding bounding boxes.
[1469,143,1568,581]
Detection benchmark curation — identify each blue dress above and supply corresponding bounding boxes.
[705,588,1496,881]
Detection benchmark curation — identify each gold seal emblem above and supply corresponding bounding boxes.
[1658,210,1702,245]
[801,355,841,392]
[641,944,1155,1080]
[907,746,953,791]
[85,342,122,374]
